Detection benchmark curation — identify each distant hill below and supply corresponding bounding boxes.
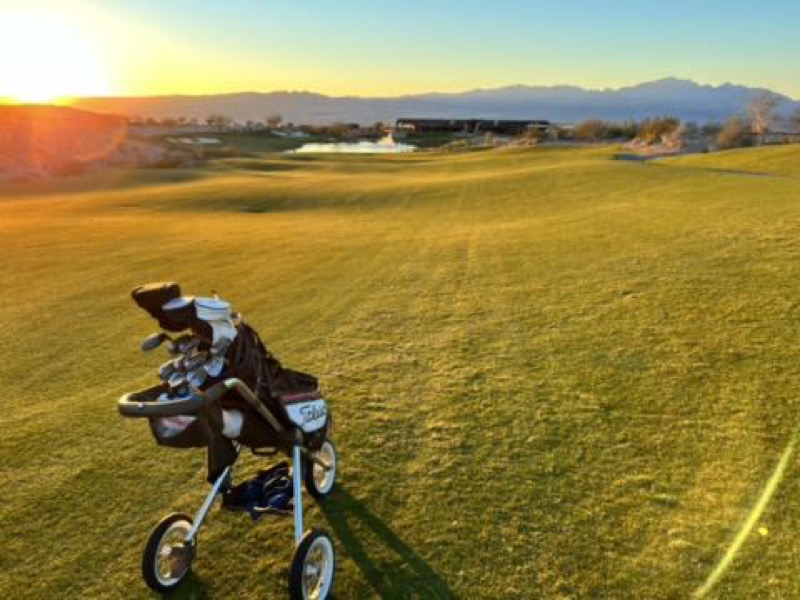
[71,78,800,125]
[0,105,127,180]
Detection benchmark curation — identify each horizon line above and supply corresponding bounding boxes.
[53,76,798,102]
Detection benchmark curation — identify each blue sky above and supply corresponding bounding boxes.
[4,0,799,98]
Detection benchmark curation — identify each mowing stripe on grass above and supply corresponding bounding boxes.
[694,426,800,598]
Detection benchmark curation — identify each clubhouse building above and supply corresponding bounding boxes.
[395,118,551,135]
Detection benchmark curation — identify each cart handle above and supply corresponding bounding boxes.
[116,379,236,418]
[117,379,332,469]
[117,386,218,418]
[116,379,284,436]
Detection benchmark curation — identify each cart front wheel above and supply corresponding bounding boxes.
[289,529,336,600]
[142,512,194,592]
[304,439,337,499]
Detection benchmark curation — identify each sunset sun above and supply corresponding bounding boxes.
[0,9,112,103]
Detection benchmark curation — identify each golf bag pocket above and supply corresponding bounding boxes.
[150,415,205,448]
[234,411,286,449]
[148,393,226,449]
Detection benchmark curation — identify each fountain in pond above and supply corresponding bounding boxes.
[291,131,416,154]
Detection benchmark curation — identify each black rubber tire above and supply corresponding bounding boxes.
[288,529,336,600]
[303,439,337,500]
[142,512,194,593]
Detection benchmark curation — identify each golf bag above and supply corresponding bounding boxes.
[131,282,323,481]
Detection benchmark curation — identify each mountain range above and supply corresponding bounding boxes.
[68,78,799,125]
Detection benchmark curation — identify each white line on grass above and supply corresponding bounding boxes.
[694,426,799,598]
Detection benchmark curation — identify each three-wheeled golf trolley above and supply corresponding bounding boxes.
[117,283,338,599]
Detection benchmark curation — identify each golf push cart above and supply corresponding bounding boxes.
[117,282,338,599]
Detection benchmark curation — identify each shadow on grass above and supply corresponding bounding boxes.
[164,573,210,600]
[0,167,211,201]
[321,486,457,599]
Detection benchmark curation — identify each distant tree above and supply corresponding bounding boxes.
[603,123,624,139]
[572,119,643,141]
[683,121,699,136]
[161,117,178,128]
[637,117,681,144]
[702,122,722,138]
[748,93,780,144]
[265,114,283,129]
[717,116,751,149]
[679,121,701,147]
[371,121,386,133]
[600,121,637,140]
[620,120,639,139]
[206,113,233,130]
[520,127,547,143]
[662,123,686,149]
[574,119,607,141]
[330,122,355,137]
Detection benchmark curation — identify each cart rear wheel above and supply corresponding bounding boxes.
[304,439,337,499]
[142,512,194,592]
[289,529,336,600]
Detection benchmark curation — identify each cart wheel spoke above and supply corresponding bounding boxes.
[289,530,335,600]
[304,440,338,499]
[142,513,194,592]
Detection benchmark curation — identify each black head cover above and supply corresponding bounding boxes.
[132,282,186,332]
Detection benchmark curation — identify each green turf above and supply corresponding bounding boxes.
[214,132,324,154]
[663,144,800,177]
[2,144,800,599]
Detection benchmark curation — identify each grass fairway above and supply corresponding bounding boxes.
[2,145,800,599]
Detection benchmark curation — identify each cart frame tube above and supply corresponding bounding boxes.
[185,445,241,543]
[292,443,304,545]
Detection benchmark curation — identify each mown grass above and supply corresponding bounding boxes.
[214,132,322,155]
[663,144,800,178]
[2,144,800,599]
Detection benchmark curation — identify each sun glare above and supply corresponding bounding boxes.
[0,9,112,103]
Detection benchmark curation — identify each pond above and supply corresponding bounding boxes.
[291,134,416,154]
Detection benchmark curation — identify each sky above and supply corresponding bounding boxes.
[0,0,798,101]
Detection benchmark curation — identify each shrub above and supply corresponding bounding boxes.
[717,116,751,149]
[637,117,681,144]
[574,119,608,141]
